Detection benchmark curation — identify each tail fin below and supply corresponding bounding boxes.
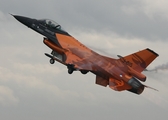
[118,48,159,72]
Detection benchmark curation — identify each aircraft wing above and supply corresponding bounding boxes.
[118,48,159,72]
[64,51,95,71]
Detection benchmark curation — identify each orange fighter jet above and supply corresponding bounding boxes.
[13,15,159,95]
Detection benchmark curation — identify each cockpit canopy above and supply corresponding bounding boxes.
[39,19,65,32]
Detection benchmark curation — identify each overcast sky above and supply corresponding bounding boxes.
[0,0,168,120]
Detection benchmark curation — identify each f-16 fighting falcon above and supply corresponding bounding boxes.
[12,14,159,94]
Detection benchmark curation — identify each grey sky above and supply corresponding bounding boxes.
[0,0,168,120]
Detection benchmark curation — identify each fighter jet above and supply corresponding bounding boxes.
[12,15,159,94]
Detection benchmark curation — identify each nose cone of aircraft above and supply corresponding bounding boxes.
[12,14,35,27]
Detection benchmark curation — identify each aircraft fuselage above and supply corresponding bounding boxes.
[13,15,159,95]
